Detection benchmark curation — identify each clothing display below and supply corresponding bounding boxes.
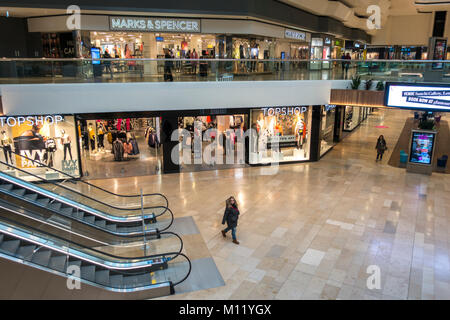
[44,138,56,167]
[1,134,13,165]
[112,139,124,161]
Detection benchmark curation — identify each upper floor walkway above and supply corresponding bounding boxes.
[1,58,449,85]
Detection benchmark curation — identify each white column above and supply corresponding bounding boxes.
[142,33,157,75]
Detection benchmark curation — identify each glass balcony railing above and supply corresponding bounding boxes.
[0,58,449,84]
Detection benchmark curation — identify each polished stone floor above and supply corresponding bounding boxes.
[85,108,450,300]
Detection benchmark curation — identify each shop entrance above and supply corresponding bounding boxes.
[177,114,248,172]
[78,117,162,179]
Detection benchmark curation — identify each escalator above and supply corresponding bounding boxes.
[0,208,191,299]
[0,149,174,240]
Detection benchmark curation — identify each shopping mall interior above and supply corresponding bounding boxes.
[1,0,450,306]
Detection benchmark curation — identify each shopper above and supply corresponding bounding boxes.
[103,49,113,79]
[163,48,174,82]
[341,52,346,75]
[191,49,199,74]
[344,53,351,79]
[221,196,240,245]
[375,135,387,161]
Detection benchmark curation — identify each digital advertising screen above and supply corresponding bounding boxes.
[409,131,436,165]
[91,47,101,65]
[385,82,450,111]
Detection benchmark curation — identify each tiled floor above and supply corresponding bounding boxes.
[83,108,450,300]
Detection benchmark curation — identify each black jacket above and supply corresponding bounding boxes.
[222,206,239,228]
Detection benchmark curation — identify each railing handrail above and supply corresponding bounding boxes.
[1,57,450,63]
[0,145,168,207]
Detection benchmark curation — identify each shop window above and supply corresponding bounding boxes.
[320,105,336,156]
[78,117,162,179]
[0,115,79,181]
[344,106,362,131]
[249,107,312,164]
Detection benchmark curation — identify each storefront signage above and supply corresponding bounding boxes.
[311,38,323,47]
[261,107,307,116]
[325,38,331,45]
[0,115,64,127]
[385,83,450,111]
[285,29,306,41]
[109,16,201,33]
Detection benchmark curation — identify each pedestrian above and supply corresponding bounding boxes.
[103,48,114,79]
[375,135,387,161]
[344,52,351,79]
[163,48,174,82]
[191,49,198,74]
[221,196,240,244]
[341,52,346,75]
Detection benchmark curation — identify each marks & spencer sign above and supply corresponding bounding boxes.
[110,16,201,33]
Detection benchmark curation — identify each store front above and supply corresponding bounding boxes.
[0,115,80,182]
[249,106,312,164]
[320,105,336,156]
[343,106,371,132]
[310,35,333,70]
[177,113,249,172]
[77,115,162,180]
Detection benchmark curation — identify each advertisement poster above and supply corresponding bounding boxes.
[409,132,435,165]
[385,83,450,111]
[432,39,447,70]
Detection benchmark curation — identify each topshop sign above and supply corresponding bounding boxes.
[0,115,64,127]
[262,107,308,116]
[109,16,201,33]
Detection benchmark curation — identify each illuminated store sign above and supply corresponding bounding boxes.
[324,105,336,112]
[0,115,64,127]
[110,16,201,33]
[385,83,450,111]
[262,107,308,116]
[285,29,306,41]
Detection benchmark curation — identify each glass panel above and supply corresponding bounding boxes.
[320,105,336,156]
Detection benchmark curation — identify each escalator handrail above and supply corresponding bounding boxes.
[0,209,181,263]
[0,158,168,216]
[0,145,168,207]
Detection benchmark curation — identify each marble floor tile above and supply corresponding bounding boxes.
[300,249,326,266]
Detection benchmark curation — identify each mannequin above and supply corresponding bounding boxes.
[60,129,72,161]
[88,124,95,151]
[45,136,56,168]
[1,131,13,165]
[97,122,105,150]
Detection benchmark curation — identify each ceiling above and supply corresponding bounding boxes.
[279,0,450,35]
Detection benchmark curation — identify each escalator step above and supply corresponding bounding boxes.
[109,274,123,288]
[0,240,21,255]
[72,211,84,220]
[0,183,13,191]
[0,234,3,244]
[136,273,151,286]
[127,226,142,233]
[31,250,52,267]
[83,216,95,225]
[106,224,117,232]
[49,255,67,272]
[81,265,96,282]
[23,193,38,202]
[36,198,50,207]
[60,207,74,216]
[95,269,110,285]
[49,202,62,212]
[16,245,36,260]
[95,220,106,228]
[68,260,82,269]
[11,188,26,197]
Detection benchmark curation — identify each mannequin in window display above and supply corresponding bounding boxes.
[295,116,305,149]
[1,131,13,165]
[88,124,96,152]
[44,136,57,168]
[59,129,72,161]
[97,122,106,151]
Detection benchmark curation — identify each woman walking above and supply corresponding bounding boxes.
[375,135,387,161]
[221,196,240,245]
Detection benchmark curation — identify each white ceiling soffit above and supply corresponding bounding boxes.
[280,0,392,32]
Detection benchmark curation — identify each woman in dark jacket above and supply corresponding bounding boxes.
[221,196,240,244]
[375,135,387,161]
